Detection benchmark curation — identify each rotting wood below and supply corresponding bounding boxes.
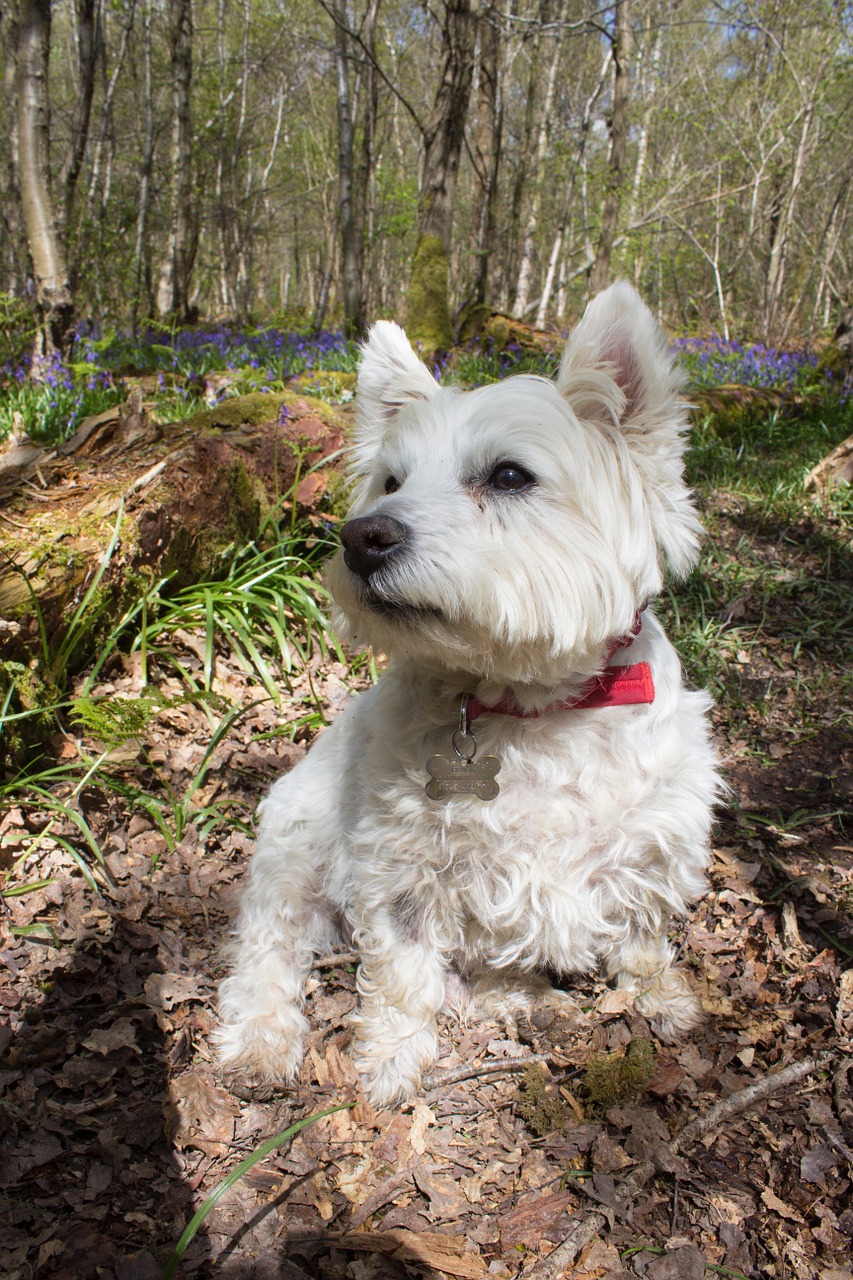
[0,390,348,674]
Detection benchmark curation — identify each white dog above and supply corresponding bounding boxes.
[215,282,720,1105]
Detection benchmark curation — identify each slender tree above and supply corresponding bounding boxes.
[156,0,195,320]
[588,0,632,296]
[14,0,74,358]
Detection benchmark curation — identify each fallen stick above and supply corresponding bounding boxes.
[423,1056,549,1091]
[526,1053,829,1278]
[672,1054,826,1153]
[523,1211,607,1279]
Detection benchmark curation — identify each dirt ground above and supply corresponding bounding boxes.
[1,508,852,1280]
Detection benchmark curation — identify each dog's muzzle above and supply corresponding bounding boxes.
[340,514,408,581]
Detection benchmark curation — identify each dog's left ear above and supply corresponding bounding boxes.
[557,281,700,575]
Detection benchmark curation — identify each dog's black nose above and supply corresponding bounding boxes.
[340,514,408,580]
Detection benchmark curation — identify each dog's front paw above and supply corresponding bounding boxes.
[212,1009,308,1093]
[350,1023,439,1106]
[630,968,703,1040]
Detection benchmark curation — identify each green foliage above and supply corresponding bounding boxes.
[132,533,341,704]
[70,690,170,747]
[0,293,36,369]
[0,357,122,445]
[662,397,853,696]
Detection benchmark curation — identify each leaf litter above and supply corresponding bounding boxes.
[1,512,852,1280]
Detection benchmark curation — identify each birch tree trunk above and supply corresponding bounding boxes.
[513,2,563,317]
[589,0,632,296]
[333,0,362,336]
[131,0,155,330]
[15,0,74,358]
[58,0,99,236]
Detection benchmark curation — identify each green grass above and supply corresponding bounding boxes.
[0,503,345,887]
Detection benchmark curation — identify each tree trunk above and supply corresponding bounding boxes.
[58,0,99,237]
[15,0,74,358]
[407,0,475,353]
[156,0,194,321]
[333,0,362,336]
[513,3,563,317]
[0,391,347,686]
[466,1,502,314]
[131,0,155,331]
[589,0,632,297]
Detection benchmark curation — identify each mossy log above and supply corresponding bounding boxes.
[0,390,348,678]
[689,383,797,428]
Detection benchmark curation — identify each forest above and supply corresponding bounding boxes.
[1,2,853,1280]
[1,0,851,352]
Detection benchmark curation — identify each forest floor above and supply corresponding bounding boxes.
[2,416,853,1280]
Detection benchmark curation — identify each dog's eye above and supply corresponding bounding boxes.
[384,476,401,494]
[487,463,535,492]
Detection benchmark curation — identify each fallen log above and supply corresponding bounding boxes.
[0,389,348,679]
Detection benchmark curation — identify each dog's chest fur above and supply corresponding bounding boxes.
[334,641,710,975]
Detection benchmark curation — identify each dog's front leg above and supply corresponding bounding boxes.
[214,843,337,1090]
[348,911,447,1105]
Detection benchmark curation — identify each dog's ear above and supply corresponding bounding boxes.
[557,282,700,575]
[357,322,439,434]
[557,281,681,433]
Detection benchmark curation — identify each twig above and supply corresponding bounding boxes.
[313,950,359,968]
[822,1125,853,1169]
[125,457,168,495]
[523,1212,607,1279]
[422,1056,548,1092]
[673,1054,827,1153]
[526,1053,830,1278]
[833,1060,852,1130]
[0,509,30,528]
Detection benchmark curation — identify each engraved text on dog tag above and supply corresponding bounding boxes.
[425,752,500,801]
[425,695,500,800]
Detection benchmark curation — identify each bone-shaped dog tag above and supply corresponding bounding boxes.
[425,753,500,801]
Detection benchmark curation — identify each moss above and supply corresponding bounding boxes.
[179,389,344,435]
[516,1064,573,1136]
[291,370,357,402]
[0,661,56,771]
[583,1038,656,1112]
[406,233,453,356]
[227,458,263,541]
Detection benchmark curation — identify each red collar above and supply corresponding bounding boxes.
[465,611,654,721]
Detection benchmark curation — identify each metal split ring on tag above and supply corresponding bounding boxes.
[425,693,501,801]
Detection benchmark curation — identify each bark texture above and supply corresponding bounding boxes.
[589,0,632,297]
[15,0,74,356]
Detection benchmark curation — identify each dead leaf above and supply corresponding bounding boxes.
[81,1017,139,1055]
[800,1142,838,1184]
[339,1229,488,1279]
[165,1070,240,1157]
[499,1190,573,1248]
[646,1245,706,1280]
[760,1186,806,1223]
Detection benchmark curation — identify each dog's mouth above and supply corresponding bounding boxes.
[364,592,444,626]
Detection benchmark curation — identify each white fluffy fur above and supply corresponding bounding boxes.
[214,282,721,1105]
